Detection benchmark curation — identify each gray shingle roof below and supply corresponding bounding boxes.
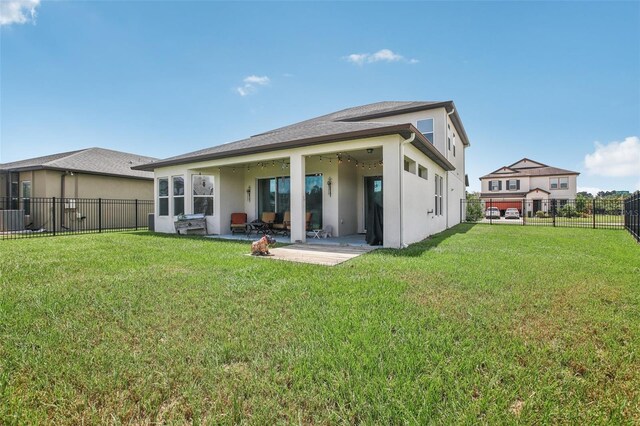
[135,101,466,171]
[480,166,580,179]
[0,148,157,179]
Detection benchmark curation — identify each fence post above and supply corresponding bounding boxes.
[135,199,139,231]
[52,197,56,236]
[460,198,462,223]
[522,199,525,226]
[98,198,102,233]
[592,198,596,229]
[490,198,493,225]
[552,199,556,227]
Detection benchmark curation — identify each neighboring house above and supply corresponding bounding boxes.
[134,101,470,248]
[479,158,579,214]
[0,148,156,230]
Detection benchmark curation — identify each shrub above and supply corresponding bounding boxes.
[535,210,546,218]
[465,193,483,222]
[559,204,579,218]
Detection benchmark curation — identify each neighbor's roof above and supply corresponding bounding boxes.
[0,148,157,180]
[133,101,468,171]
[480,158,579,179]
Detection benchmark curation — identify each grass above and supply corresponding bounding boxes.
[1,225,638,424]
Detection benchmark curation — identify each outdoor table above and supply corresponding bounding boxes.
[309,229,323,239]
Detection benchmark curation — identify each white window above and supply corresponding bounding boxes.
[158,177,169,216]
[404,156,416,174]
[417,118,434,144]
[559,177,568,189]
[550,177,568,190]
[418,165,428,180]
[453,133,456,157]
[193,175,214,216]
[435,174,443,215]
[489,180,502,191]
[21,181,31,216]
[507,180,519,190]
[172,175,185,216]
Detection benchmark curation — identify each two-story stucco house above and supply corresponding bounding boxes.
[134,101,470,248]
[479,158,579,215]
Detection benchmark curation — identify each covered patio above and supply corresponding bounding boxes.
[190,143,387,246]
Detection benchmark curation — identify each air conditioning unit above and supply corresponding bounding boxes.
[0,210,25,232]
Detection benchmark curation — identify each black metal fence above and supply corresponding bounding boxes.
[624,191,640,242]
[0,197,153,240]
[462,197,626,230]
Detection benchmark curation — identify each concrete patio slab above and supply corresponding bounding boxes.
[255,243,377,266]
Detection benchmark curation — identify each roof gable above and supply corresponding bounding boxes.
[490,166,519,175]
[527,187,551,194]
[509,158,548,169]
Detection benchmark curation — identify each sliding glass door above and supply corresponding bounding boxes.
[257,175,322,228]
[305,175,323,229]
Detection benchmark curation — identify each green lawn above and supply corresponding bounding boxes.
[1,225,638,424]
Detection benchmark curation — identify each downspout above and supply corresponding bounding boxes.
[60,172,66,228]
[400,132,416,248]
[446,108,455,229]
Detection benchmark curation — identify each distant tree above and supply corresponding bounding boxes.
[465,192,483,222]
[575,194,588,213]
[576,191,593,199]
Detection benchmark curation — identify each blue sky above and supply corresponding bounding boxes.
[1,1,639,193]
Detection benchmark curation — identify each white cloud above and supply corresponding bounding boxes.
[584,136,640,177]
[345,49,418,65]
[0,0,40,26]
[236,75,270,97]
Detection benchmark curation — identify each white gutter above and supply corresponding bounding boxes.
[399,132,416,248]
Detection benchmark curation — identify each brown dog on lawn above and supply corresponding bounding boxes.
[251,235,276,256]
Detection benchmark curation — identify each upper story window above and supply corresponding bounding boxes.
[453,133,456,157]
[489,180,502,191]
[417,118,434,144]
[404,156,416,174]
[507,179,520,190]
[550,177,569,190]
[418,165,428,180]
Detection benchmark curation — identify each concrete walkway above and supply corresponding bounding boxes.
[259,243,377,266]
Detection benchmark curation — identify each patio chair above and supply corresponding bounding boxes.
[305,212,313,231]
[230,212,248,234]
[261,212,276,225]
[319,224,333,238]
[271,211,290,235]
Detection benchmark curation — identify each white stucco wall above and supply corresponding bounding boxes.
[151,136,396,238]
[150,130,466,248]
[337,161,358,236]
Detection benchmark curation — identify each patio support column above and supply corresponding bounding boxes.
[383,139,402,248]
[290,153,306,243]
